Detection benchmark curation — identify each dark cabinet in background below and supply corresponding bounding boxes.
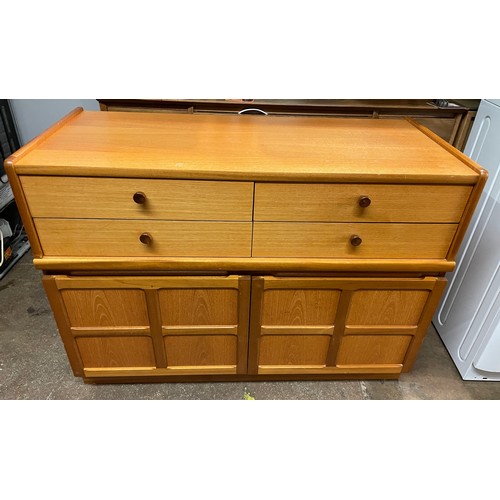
[97,99,480,151]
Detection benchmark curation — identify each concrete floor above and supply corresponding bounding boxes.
[1,252,500,400]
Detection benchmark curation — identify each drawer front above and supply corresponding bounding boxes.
[252,222,458,259]
[35,219,252,257]
[21,176,254,221]
[254,183,472,223]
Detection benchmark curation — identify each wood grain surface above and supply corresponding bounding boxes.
[61,288,149,327]
[346,290,430,326]
[76,336,156,369]
[336,335,412,366]
[21,176,254,221]
[12,111,479,183]
[32,256,457,273]
[35,219,252,257]
[163,336,237,369]
[248,276,441,374]
[252,222,458,259]
[159,289,238,326]
[261,289,341,326]
[254,183,473,223]
[9,108,484,382]
[47,274,248,374]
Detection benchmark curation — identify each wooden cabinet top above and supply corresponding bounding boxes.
[7,108,484,184]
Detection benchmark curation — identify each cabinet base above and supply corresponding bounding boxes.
[83,372,402,384]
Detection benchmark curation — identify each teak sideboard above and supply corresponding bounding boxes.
[5,109,487,384]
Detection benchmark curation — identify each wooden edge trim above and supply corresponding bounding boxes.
[402,277,448,372]
[237,276,251,375]
[344,326,418,335]
[70,327,151,337]
[247,276,264,375]
[263,276,440,290]
[161,326,239,336]
[84,373,401,383]
[53,275,240,290]
[85,365,400,378]
[3,107,83,258]
[144,289,168,368]
[84,366,237,378]
[33,257,457,273]
[326,290,352,367]
[447,171,489,260]
[4,107,84,167]
[85,367,156,373]
[261,326,334,336]
[258,365,402,375]
[4,167,43,257]
[12,164,479,184]
[42,275,84,376]
[405,117,488,178]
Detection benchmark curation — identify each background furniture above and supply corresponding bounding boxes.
[5,109,486,383]
[98,99,480,151]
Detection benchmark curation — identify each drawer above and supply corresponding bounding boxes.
[252,222,458,259]
[254,183,472,222]
[35,219,252,257]
[21,176,254,221]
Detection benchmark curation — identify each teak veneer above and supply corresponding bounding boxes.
[5,108,487,383]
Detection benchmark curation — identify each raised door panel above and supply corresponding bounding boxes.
[258,335,332,366]
[159,288,238,326]
[346,290,430,327]
[76,337,156,369]
[164,336,237,367]
[261,288,340,326]
[61,289,149,327]
[336,335,413,366]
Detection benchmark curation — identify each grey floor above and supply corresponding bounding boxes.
[1,252,500,400]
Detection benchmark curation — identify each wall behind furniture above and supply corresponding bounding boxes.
[9,99,99,145]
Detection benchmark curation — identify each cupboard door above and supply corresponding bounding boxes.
[249,277,446,375]
[43,275,250,378]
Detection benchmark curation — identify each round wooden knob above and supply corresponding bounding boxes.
[350,235,362,247]
[139,232,153,245]
[133,192,147,204]
[358,196,371,208]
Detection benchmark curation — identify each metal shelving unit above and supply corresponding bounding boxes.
[0,99,30,280]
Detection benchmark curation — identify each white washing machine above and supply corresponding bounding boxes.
[433,99,500,380]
